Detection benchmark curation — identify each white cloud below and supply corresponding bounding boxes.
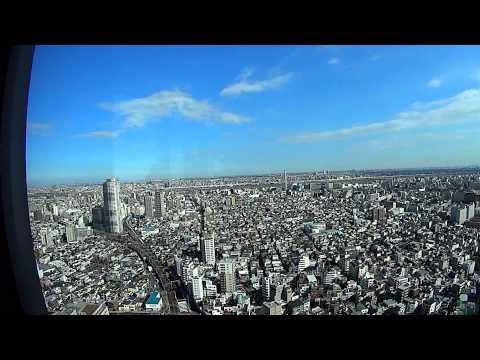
[101,90,249,128]
[238,67,254,81]
[328,57,340,65]
[78,131,119,138]
[367,138,408,150]
[280,88,480,143]
[427,78,442,88]
[220,73,293,97]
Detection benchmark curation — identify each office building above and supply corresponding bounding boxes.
[144,195,154,218]
[201,232,216,266]
[298,255,310,272]
[225,195,236,207]
[65,223,77,243]
[40,228,50,246]
[76,226,91,241]
[274,284,284,302]
[92,205,104,231]
[205,281,217,298]
[200,203,213,233]
[283,170,288,191]
[103,178,123,233]
[34,209,43,221]
[218,258,236,295]
[466,203,475,220]
[261,275,271,301]
[451,205,467,225]
[192,276,204,301]
[373,207,387,223]
[155,190,166,219]
[174,255,183,277]
[261,301,283,315]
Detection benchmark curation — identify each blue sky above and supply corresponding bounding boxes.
[26,45,480,185]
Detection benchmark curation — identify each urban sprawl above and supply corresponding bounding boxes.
[29,168,480,315]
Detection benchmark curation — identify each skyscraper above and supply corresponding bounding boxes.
[261,275,271,301]
[155,190,166,219]
[192,275,204,301]
[200,203,213,233]
[225,195,236,207]
[451,205,467,225]
[283,170,288,192]
[40,228,51,246]
[218,258,236,295]
[34,209,43,221]
[201,232,216,266]
[92,205,104,232]
[65,223,77,243]
[298,255,310,272]
[372,207,387,223]
[103,178,123,233]
[144,194,155,218]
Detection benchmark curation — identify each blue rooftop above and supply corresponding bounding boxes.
[146,291,161,305]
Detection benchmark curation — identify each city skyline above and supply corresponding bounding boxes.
[29,169,480,315]
[26,45,480,185]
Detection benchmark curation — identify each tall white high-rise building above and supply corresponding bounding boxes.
[261,275,271,301]
[174,255,183,277]
[103,178,123,233]
[274,284,284,302]
[283,170,288,191]
[466,203,475,220]
[155,190,166,219]
[218,258,236,295]
[201,232,216,266]
[144,195,155,218]
[65,223,77,243]
[298,255,310,272]
[192,275,204,301]
[451,205,467,225]
[40,228,50,246]
[200,203,213,233]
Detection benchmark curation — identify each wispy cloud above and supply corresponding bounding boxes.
[237,67,254,81]
[78,131,120,138]
[369,55,383,61]
[280,88,480,143]
[414,132,465,140]
[367,138,408,150]
[27,122,53,136]
[427,78,443,88]
[101,89,250,128]
[220,72,293,97]
[328,57,340,65]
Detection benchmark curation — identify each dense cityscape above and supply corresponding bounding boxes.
[29,167,480,315]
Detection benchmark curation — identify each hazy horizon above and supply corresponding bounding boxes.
[26,164,480,187]
[26,45,480,185]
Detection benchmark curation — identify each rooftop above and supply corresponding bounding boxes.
[146,291,161,305]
